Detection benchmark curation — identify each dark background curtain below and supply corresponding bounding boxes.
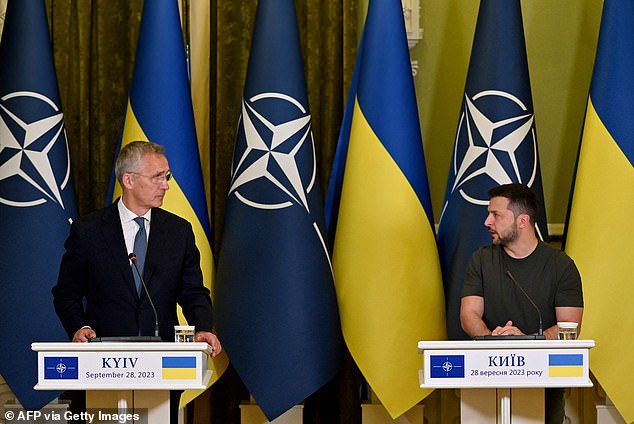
[44,0,359,423]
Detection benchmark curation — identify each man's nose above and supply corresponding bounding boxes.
[484,214,492,227]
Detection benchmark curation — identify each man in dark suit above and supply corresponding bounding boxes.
[53,139,221,349]
[53,140,220,422]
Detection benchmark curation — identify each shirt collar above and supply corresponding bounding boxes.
[118,198,152,223]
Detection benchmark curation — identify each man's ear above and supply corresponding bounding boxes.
[517,213,531,228]
[121,173,134,190]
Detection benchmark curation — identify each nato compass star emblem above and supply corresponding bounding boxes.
[44,356,78,379]
[447,89,538,206]
[0,91,72,210]
[229,92,333,270]
[430,354,465,378]
[229,92,316,212]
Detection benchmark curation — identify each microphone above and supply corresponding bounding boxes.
[505,270,545,338]
[129,252,160,338]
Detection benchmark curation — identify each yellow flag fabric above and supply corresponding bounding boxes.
[333,103,446,418]
[566,100,634,422]
[565,1,634,421]
[328,2,446,417]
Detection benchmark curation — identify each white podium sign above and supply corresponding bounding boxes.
[419,340,593,389]
[32,342,213,424]
[418,339,594,424]
[33,342,211,390]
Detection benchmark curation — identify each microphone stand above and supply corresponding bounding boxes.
[129,252,160,338]
[505,270,545,339]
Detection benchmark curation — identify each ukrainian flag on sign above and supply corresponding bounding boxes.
[162,356,196,380]
[548,354,583,378]
[564,1,634,421]
[107,0,228,404]
[327,0,446,418]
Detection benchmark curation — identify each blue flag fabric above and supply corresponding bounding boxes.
[214,0,343,419]
[323,39,361,245]
[107,0,228,402]
[0,0,78,409]
[437,0,549,340]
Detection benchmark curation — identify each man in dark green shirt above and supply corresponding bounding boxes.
[460,183,583,423]
[462,242,583,336]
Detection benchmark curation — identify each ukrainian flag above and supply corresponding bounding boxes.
[162,356,197,380]
[108,0,228,404]
[548,354,583,378]
[564,1,634,422]
[327,1,446,418]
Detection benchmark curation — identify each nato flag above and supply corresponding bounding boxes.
[437,0,549,340]
[215,0,342,420]
[44,357,79,380]
[0,0,78,409]
[430,355,465,379]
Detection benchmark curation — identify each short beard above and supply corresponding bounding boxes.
[493,223,519,246]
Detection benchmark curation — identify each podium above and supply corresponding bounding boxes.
[418,340,594,423]
[32,342,213,424]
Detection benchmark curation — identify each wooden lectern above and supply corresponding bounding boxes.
[32,342,213,424]
[418,340,594,423]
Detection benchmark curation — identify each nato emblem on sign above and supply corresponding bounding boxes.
[448,90,537,207]
[229,92,316,213]
[430,355,465,378]
[44,356,78,380]
[0,91,72,211]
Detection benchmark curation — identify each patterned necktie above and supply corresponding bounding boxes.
[132,216,147,294]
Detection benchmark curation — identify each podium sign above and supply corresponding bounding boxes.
[419,340,593,389]
[418,340,594,423]
[32,342,214,424]
[33,342,211,390]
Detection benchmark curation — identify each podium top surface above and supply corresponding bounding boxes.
[418,339,594,352]
[32,342,213,355]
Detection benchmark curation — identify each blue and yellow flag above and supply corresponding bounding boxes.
[0,0,77,409]
[565,1,634,421]
[325,1,445,418]
[214,0,343,420]
[437,0,549,340]
[161,356,197,380]
[108,0,227,404]
[547,354,584,378]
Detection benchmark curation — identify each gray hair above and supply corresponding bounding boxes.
[115,140,165,184]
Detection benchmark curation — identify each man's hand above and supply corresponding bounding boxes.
[195,331,222,357]
[491,320,524,336]
[72,327,96,342]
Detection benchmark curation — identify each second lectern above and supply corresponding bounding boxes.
[418,339,594,423]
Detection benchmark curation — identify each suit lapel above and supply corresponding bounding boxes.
[100,202,139,299]
[144,208,168,287]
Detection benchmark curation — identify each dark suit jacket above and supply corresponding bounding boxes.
[53,201,213,341]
